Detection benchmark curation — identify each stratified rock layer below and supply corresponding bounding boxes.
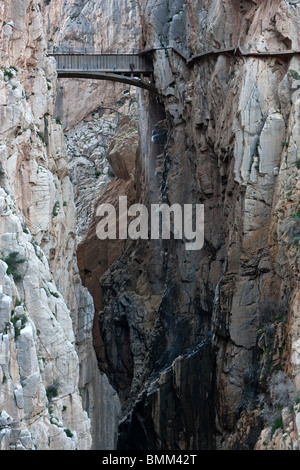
[0,0,120,450]
[83,0,299,450]
[41,0,300,451]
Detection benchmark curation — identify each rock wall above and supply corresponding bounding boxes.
[44,0,144,449]
[65,97,137,242]
[4,0,299,452]
[0,0,120,450]
[130,0,300,450]
[81,0,300,450]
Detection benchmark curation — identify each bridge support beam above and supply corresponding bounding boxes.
[56,71,157,93]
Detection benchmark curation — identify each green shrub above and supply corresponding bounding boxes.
[2,251,25,281]
[289,69,300,80]
[11,311,27,339]
[37,130,45,144]
[46,381,59,401]
[64,429,73,438]
[1,66,17,80]
[271,413,284,437]
[52,201,60,217]
[3,69,14,80]
[49,291,59,298]
[70,12,80,20]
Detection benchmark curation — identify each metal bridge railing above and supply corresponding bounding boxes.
[47,46,144,56]
[51,53,154,74]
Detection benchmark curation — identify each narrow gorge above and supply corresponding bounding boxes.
[0,0,299,452]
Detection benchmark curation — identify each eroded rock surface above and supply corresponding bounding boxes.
[85,0,300,450]
[2,0,299,452]
[0,0,120,450]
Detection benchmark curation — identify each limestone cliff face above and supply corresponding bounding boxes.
[123,0,300,450]
[0,0,120,450]
[44,0,142,449]
[5,0,299,452]
[45,0,140,51]
[46,0,141,132]
[74,0,300,450]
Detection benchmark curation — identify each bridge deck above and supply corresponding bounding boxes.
[53,53,153,73]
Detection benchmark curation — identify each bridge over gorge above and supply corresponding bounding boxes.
[49,46,300,93]
[49,51,156,92]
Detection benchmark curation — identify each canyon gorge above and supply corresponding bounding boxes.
[0,0,300,451]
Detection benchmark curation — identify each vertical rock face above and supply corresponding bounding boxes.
[2,0,299,452]
[128,0,299,450]
[0,0,121,451]
[44,0,142,449]
[75,0,299,450]
[0,0,93,450]
[45,0,141,51]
